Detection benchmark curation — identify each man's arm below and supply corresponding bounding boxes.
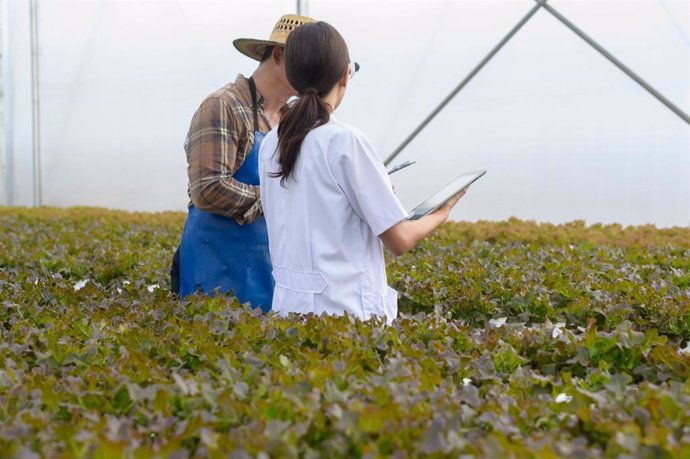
[185,96,262,224]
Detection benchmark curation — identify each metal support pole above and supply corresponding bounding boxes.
[296,0,308,16]
[540,1,690,125]
[384,0,546,165]
[30,0,42,206]
[0,0,10,205]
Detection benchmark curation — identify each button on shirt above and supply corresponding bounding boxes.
[185,74,271,224]
[259,116,409,324]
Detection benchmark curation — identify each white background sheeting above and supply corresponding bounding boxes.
[2,0,689,227]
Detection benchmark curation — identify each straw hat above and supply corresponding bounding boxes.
[233,14,317,61]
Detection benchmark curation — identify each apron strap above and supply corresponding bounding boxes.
[248,76,260,133]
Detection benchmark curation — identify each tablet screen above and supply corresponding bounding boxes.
[407,170,486,220]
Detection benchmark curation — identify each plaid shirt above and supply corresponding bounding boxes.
[185,74,271,224]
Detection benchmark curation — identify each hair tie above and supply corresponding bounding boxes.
[304,88,319,96]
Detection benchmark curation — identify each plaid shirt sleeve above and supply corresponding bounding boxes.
[185,95,263,225]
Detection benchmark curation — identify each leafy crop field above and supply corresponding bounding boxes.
[1,207,689,458]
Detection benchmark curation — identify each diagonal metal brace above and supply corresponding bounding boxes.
[384,0,547,165]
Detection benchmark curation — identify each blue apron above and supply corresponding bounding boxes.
[178,77,273,311]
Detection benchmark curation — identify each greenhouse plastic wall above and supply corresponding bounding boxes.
[0,1,5,206]
[3,0,689,227]
[3,0,39,207]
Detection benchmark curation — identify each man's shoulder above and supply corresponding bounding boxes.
[199,75,249,109]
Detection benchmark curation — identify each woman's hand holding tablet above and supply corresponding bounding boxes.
[436,188,467,217]
[406,170,486,220]
[379,171,483,256]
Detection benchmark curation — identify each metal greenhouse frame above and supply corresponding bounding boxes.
[384,0,690,165]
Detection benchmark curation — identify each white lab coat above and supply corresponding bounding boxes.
[259,116,408,324]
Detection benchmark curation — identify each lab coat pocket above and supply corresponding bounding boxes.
[271,265,328,316]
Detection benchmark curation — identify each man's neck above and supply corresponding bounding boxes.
[251,66,293,115]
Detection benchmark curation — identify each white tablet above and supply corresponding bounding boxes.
[407,170,486,220]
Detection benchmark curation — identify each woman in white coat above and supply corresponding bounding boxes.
[259,21,465,324]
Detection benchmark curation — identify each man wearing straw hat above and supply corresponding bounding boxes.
[171,14,316,310]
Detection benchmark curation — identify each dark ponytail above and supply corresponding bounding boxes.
[272,22,350,185]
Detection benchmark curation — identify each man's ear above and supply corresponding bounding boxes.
[272,46,284,64]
